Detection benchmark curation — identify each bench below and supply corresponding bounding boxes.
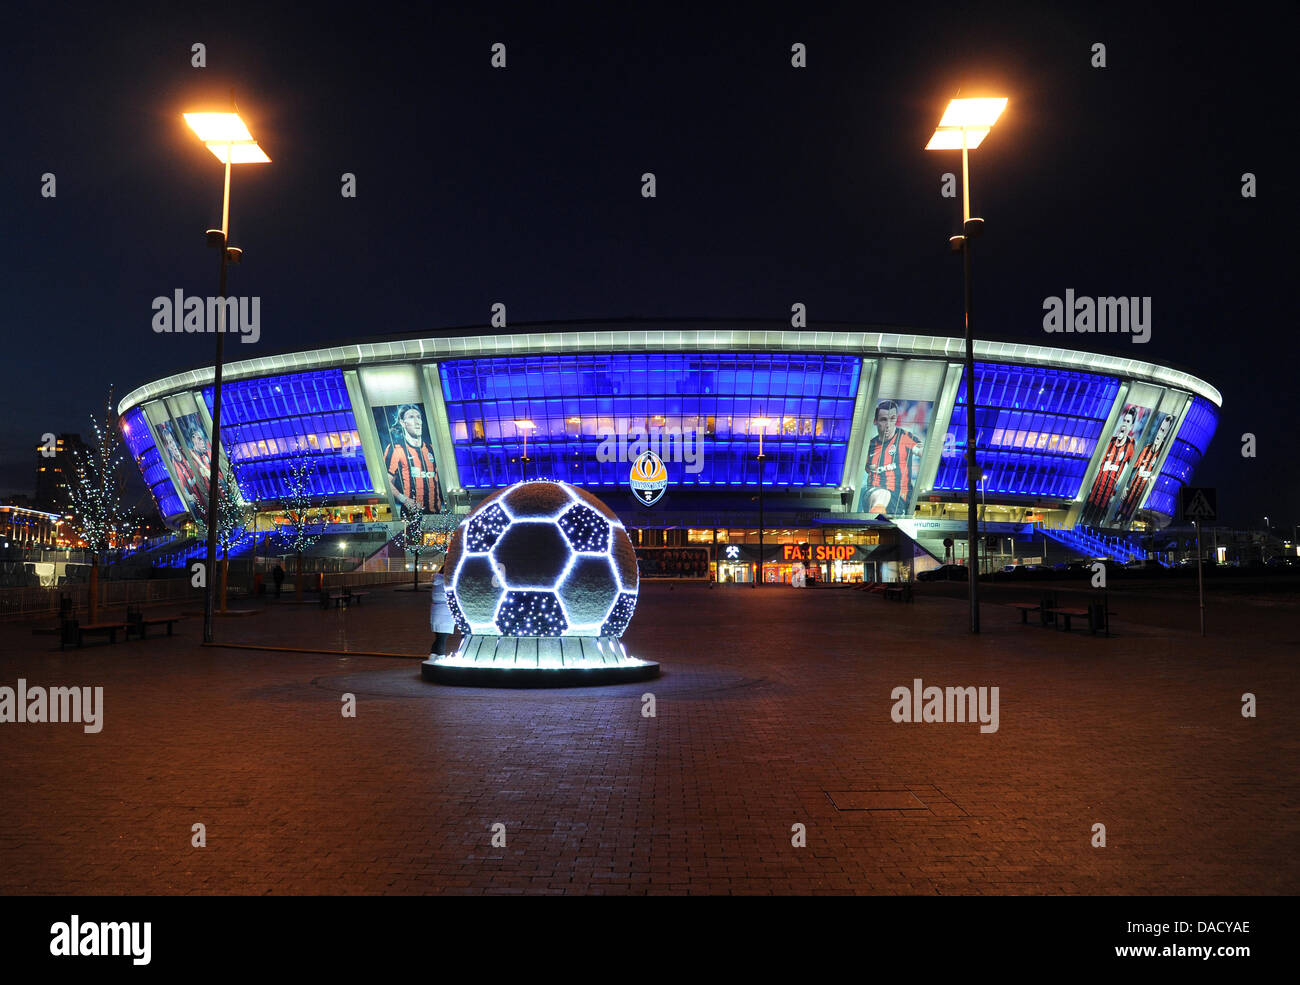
[346,591,368,605]
[1047,603,1112,635]
[126,613,182,639]
[323,592,348,609]
[60,619,127,649]
[881,584,914,603]
[1008,602,1043,625]
[1046,606,1090,632]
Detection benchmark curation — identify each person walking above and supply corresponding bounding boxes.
[429,560,456,659]
[272,563,285,599]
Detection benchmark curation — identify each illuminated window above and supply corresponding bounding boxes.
[439,353,859,488]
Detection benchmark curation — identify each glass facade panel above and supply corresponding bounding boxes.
[933,362,1121,499]
[439,353,860,488]
[121,406,186,518]
[1146,396,1219,517]
[202,369,371,503]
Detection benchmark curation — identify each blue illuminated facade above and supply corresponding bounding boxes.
[439,353,859,488]
[121,406,186,519]
[201,369,371,503]
[934,362,1121,499]
[1147,396,1219,518]
[118,322,1220,533]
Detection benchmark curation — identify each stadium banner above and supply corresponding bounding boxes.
[1079,399,1151,527]
[858,359,944,516]
[152,391,236,522]
[1108,410,1173,526]
[360,365,445,516]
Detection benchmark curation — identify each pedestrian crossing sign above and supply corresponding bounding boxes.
[1179,487,1217,522]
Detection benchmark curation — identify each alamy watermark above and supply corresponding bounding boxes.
[595,425,702,473]
[0,679,102,733]
[50,915,150,965]
[1042,290,1150,343]
[151,290,261,343]
[890,678,999,733]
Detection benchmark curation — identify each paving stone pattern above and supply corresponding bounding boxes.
[1,581,1294,895]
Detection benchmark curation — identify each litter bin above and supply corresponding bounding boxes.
[1088,598,1109,636]
[1040,590,1058,626]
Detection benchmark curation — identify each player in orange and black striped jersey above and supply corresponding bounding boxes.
[1114,415,1172,525]
[859,400,924,515]
[1079,409,1137,526]
[382,404,443,514]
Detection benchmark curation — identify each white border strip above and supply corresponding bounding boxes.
[118,327,1222,414]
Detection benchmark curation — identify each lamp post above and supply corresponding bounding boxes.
[516,420,536,481]
[183,107,270,644]
[751,417,773,587]
[980,473,988,573]
[926,95,1007,633]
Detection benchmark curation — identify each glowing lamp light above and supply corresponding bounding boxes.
[925,128,989,150]
[183,112,270,164]
[925,97,1007,150]
[204,142,271,164]
[939,97,1007,129]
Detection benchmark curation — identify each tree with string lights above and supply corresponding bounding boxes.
[391,503,460,592]
[68,390,131,623]
[390,504,426,592]
[274,457,326,599]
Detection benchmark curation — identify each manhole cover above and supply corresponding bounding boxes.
[827,790,927,811]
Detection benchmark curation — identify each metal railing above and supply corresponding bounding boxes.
[0,569,413,621]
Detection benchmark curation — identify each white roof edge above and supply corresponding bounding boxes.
[117,328,1223,414]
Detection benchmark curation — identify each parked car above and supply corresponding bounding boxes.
[1124,558,1167,570]
[918,564,969,582]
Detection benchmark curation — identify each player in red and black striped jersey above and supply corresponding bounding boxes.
[383,404,443,514]
[1114,415,1172,525]
[860,400,924,515]
[160,426,201,514]
[1079,409,1137,526]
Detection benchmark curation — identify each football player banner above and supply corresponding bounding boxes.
[859,399,932,516]
[158,420,202,515]
[372,402,443,515]
[1079,403,1149,526]
[1111,411,1172,526]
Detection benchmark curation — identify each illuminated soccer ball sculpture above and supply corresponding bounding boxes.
[422,479,658,686]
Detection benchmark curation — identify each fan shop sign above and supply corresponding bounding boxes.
[782,544,863,563]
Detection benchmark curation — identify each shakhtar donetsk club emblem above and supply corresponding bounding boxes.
[629,450,668,506]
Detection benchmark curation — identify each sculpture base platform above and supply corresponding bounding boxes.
[421,635,659,688]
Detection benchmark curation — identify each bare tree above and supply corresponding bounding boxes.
[69,390,130,622]
[390,503,460,591]
[275,458,325,598]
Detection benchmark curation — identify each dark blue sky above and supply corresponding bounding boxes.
[3,1,1293,528]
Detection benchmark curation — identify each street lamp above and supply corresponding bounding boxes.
[751,417,773,587]
[926,95,1007,633]
[183,105,270,644]
[515,420,536,480]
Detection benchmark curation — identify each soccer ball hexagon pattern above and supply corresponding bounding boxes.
[446,480,639,638]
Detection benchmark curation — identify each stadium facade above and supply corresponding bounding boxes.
[117,320,1220,583]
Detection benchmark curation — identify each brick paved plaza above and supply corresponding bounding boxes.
[1,580,1295,895]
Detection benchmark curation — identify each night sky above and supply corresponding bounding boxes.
[3,2,1294,529]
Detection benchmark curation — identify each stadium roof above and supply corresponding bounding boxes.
[119,318,1222,415]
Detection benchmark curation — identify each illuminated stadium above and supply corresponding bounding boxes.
[116,319,1221,583]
